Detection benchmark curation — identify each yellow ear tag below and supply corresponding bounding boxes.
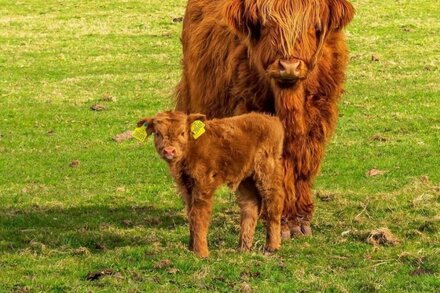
[132,123,148,142]
[190,120,205,139]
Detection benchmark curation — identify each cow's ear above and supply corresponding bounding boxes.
[224,0,259,39]
[328,0,355,30]
[187,113,206,124]
[137,117,155,135]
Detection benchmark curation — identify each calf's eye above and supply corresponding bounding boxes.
[180,131,185,137]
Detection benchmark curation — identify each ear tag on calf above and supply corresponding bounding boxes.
[132,123,148,142]
[190,120,205,139]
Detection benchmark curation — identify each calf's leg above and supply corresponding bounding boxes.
[255,160,284,252]
[236,178,261,251]
[188,187,214,258]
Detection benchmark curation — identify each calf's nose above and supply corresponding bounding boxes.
[163,146,176,156]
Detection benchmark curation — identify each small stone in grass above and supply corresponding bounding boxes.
[341,230,351,236]
[113,130,132,143]
[369,134,388,142]
[424,65,436,71]
[410,267,433,276]
[69,160,80,168]
[316,191,335,202]
[90,104,106,111]
[167,268,179,274]
[73,247,91,256]
[86,269,115,281]
[240,282,252,293]
[154,259,172,269]
[94,243,107,250]
[366,169,385,177]
[122,219,132,227]
[116,186,126,192]
[100,94,116,102]
[172,17,183,23]
[371,54,380,62]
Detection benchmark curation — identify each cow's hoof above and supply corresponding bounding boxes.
[301,223,313,236]
[281,227,291,240]
[290,224,303,237]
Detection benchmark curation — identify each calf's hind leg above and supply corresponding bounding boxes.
[237,178,262,251]
[255,160,284,252]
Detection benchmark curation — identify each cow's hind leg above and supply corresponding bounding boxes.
[237,178,262,251]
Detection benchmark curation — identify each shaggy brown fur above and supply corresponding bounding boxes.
[138,111,285,257]
[176,0,355,236]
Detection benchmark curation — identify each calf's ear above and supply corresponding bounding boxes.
[328,0,355,30]
[137,117,155,135]
[187,113,206,124]
[223,0,259,39]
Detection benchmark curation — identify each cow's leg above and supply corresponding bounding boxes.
[175,77,190,113]
[188,186,214,258]
[281,153,314,237]
[289,176,314,236]
[237,178,261,251]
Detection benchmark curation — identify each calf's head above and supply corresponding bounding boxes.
[224,0,354,88]
[137,111,206,163]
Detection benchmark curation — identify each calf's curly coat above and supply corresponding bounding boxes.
[138,111,285,257]
[176,0,355,236]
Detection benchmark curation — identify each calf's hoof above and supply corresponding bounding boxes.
[238,245,252,253]
[264,245,279,255]
[194,249,209,258]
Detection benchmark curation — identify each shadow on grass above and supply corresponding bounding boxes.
[0,204,187,252]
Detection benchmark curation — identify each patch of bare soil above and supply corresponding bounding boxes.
[69,160,80,168]
[367,228,399,246]
[113,130,132,143]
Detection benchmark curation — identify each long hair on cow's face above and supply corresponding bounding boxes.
[224,0,354,87]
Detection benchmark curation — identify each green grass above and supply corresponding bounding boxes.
[0,0,439,291]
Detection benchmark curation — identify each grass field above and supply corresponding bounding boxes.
[0,0,439,291]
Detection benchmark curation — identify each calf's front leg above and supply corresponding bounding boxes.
[188,187,214,258]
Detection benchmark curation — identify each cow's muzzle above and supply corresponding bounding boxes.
[266,59,308,86]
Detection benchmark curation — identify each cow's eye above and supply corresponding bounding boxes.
[249,22,262,42]
[180,131,185,137]
[155,132,162,138]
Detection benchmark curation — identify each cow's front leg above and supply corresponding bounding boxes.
[289,176,314,236]
[282,155,314,237]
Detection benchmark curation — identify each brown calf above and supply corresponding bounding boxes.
[138,111,285,257]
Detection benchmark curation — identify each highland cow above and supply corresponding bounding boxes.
[138,111,285,258]
[176,0,355,236]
